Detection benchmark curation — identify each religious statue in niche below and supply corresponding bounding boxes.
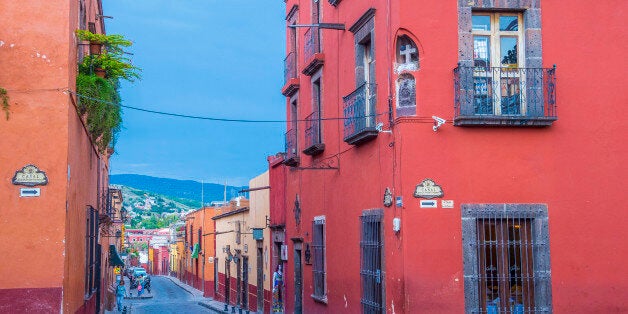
[395,35,419,73]
[397,75,416,108]
[383,187,393,207]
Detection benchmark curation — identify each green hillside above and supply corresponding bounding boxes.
[114,185,196,228]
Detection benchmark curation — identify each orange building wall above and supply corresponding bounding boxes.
[0,1,110,313]
[184,206,221,296]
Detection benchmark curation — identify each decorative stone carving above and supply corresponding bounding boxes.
[383,187,393,207]
[12,164,48,186]
[413,179,444,199]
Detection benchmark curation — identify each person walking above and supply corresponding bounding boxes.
[116,279,126,312]
[272,264,284,313]
[137,276,144,296]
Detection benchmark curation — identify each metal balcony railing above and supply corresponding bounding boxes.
[454,66,557,126]
[284,52,297,85]
[343,83,377,143]
[304,111,323,152]
[285,128,299,164]
[304,27,320,63]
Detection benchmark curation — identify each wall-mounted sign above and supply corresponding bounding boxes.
[441,200,454,208]
[413,179,443,199]
[12,165,48,186]
[396,196,403,207]
[383,188,393,207]
[20,188,41,197]
[281,244,288,261]
[420,200,438,208]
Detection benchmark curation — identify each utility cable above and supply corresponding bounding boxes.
[67,89,390,123]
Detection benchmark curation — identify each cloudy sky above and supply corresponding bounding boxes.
[102,1,287,185]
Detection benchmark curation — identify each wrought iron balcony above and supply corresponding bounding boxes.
[282,52,299,96]
[453,66,557,126]
[303,27,324,76]
[284,128,300,166]
[303,111,325,156]
[343,83,378,145]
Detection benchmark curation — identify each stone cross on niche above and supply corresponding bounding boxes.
[400,44,417,64]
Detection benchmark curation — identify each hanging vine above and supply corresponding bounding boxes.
[75,30,141,153]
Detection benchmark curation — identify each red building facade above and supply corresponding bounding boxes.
[278,0,626,313]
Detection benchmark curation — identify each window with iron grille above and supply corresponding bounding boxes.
[360,209,384,314]
[462,204,552,313]
[85,206,98,296]
[312,216,326,300]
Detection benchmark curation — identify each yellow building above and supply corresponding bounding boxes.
[214,172,271,313]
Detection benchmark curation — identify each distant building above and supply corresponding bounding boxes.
[213,172,272,313]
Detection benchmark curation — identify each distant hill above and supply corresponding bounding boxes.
[110,174,246,205]
[117,185,194,228]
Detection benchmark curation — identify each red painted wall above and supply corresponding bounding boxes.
[279,0,627,313]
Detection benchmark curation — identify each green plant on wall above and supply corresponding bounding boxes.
[0,87,9,120]
[75,30,141,153]
[80,54,141,82]
[76,29,132,55]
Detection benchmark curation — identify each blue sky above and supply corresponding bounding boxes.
[102,1,286,186]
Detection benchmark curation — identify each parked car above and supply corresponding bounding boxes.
[132,268,147,278]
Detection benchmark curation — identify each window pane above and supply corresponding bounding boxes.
[499,16,518,31]
[473,36,490,67]
[500,37,518,66]
[472,15,491,31]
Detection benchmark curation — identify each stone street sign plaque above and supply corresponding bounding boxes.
[12,165,48,186]
[413,178,443,199]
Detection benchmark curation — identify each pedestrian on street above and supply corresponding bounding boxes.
[116,279,126,312]
[137,276,144,296]
[272,264,284,313]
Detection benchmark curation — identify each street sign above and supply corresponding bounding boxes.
[419,200,437,208]
[20,188,40,197]
[441,200,454,208]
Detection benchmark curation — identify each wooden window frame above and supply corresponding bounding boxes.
[472,12,526,116]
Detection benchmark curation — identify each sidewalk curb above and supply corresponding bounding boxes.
[161,275,196,296]
[198,301,229,313]
[126,295,153,300]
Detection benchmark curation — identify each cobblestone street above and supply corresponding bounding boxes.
[113,276,214,314]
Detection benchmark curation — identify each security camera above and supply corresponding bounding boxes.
[432,116,446,132]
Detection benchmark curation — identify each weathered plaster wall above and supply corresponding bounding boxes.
[0,1,72,312]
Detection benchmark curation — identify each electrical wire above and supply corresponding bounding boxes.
[67,89,390,124]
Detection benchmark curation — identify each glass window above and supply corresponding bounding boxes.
[473,36,491,67]
[471,13,524,115]
[499,16,518,31]
[472,15,491,31]
[500,37,518,66]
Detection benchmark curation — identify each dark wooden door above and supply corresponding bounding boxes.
[294,248,303,314]
[257,246,264,312]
